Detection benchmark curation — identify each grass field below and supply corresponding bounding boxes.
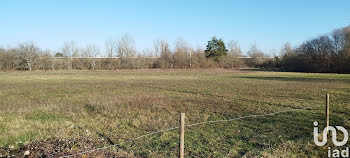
[0,69,350,157]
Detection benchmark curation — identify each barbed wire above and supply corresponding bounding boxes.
[59,127,180,157]
[60,106,315,158]
[185,107,309,127]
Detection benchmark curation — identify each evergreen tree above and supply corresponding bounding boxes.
[205,36,227,60]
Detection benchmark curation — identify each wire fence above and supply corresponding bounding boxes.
[60,105,318,158]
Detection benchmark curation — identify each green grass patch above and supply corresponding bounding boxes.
[25,111,66,123]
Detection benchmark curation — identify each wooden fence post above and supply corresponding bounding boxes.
[326,94,330,132]
[179,113,185,158]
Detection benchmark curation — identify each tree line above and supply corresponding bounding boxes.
[0,26,349,73]
[0,35,263,70]
[280,26,350,73]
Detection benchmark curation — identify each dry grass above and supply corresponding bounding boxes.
[0,69,349,157]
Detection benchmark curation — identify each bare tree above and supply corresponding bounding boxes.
[141,48,154,68]
[227,41,242,57]
[117,34,136,58]
[117,34,136,68]
[0,48,18,70]
[17,42,40,71]
[82,45,100,70]
[174,38,190,68]
[105,38,117,58]
[280,42,293,57]
[159,40,173,68]
[62,41,79,57]
[104,38,117,69]
[191,48,206,68]
[153,39,161,57]
[153,39,174,68]
[36,49,53,70]
[247,43,265,67]
[224,40,243,68]
[61,41,79,70]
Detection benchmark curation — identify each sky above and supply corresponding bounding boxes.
[0,0,349,56]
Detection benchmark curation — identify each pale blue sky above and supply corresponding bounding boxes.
[0,0,349,55]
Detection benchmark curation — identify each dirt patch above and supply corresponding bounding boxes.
[0,138,130,158]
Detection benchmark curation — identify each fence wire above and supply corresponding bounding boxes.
[60,106,315,158]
